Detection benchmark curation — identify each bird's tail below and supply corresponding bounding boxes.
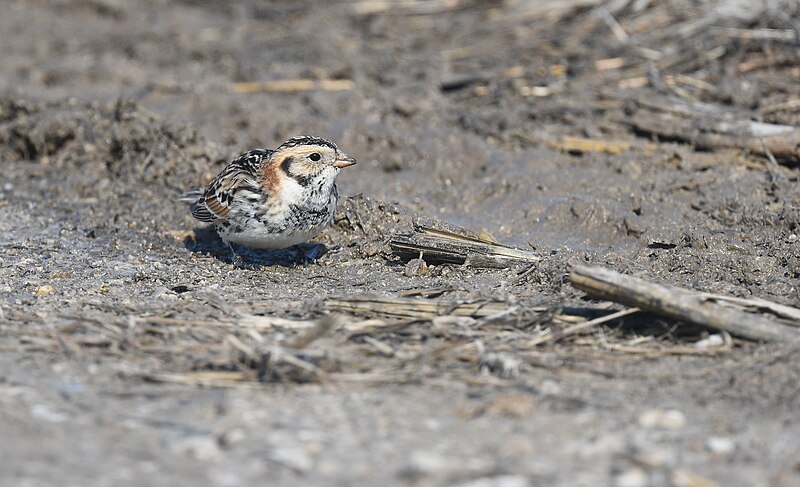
[178,188,203,203]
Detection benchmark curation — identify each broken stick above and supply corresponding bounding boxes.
[625,96,800,162]
[390,218,541,268]
[231,79,354,94]
[569,265,800,343]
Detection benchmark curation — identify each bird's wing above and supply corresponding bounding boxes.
[189,149,271,223]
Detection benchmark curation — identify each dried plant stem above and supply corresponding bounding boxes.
[570,265,800,343]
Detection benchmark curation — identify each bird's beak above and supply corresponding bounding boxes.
[333,153,357,169]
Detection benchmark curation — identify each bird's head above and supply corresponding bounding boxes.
[272,136,356,185]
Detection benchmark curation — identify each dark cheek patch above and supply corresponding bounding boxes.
[279,156,318,186]
[280,156,293,176]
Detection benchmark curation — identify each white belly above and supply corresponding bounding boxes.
[220,224,325,250]
[215,179,338,250]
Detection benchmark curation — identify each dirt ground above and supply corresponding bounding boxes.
[2,1,800,485]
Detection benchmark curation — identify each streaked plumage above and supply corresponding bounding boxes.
[181,136,356,261]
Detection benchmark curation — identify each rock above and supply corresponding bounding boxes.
[400,451,494,479]
[706,436,735,455]
[404,258,428,277]
[613,467,648,487]
[269,446,314,473]
[34,285,55,296]
[29,404,69,423]
[629,446,674,468]
[407,451,448,475]
[694,334,725,349]
[638,409,687,430]
[455,475,530,487]
[218,428,246,449]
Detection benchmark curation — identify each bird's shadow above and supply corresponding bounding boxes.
[184,227,327,268]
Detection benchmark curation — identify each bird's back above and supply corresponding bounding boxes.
[182,149,272,223]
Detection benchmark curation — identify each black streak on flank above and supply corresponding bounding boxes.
[280,156,313,186]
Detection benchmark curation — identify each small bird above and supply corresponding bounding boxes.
[181,135,356,265]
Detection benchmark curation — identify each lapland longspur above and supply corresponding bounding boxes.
[182,135,356,263]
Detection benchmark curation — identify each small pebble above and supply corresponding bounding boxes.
[269,446,313,473]
[404,258,428,277]
[152,286,179,300]
[630,446,673,468]
[706,436,735,455]
[694,334,724,349]
[218,428,246,449]
[638,409,686,430]
[34,285,55,296]
[407,451,448,475]
[613,467,648,487]
[360,240,383,257]
[29,404,69,423]
[455,475,530,487]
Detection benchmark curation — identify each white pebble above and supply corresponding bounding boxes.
[408,451,448,474]
[694,334,724,349]
[29,404,69,423]
[706,436,735,455]
[638,409,687,430]
[455,475,530,487]
[613,468,648,487]
[270,446,313,473]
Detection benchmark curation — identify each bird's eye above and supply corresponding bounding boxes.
[308,152,321,162]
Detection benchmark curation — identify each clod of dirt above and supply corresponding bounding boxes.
[404,258,428,277]
[0,97,227,191]
[329,194,415,259]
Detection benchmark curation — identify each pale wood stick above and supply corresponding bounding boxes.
[525,307,642,346]
[231,79,354,94]
[569,265,800,343]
